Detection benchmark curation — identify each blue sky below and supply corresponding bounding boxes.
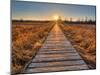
[11,0,96,21]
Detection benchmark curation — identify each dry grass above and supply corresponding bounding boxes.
[12,21,54,74]
[61,23,96,69]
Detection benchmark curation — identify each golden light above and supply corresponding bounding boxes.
[53,15,59,21]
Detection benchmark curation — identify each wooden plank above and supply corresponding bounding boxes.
[41,45,74,47]
[36,53,79,58]
[43,42,72,46]
[43,44,72,46]
[32,56,82,62]
[37,52,78,55]
[43,43,71,45]
[29,60,86,68]
[40,47,73,50]
[25,65,88,73]
[39,49,76,51]
[35,55,81,59]
[38,51,77,54]
[37,52,77,55]
[40,47,75,50]
[38,50,77,54]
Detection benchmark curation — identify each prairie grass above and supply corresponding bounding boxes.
[12,21,54,74]
[60,23,96,69]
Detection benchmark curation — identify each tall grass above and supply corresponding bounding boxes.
[60,23,96,69]
[12,21,54,74]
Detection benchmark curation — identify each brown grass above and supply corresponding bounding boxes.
[12,21,54,74]
[60,23,96,69]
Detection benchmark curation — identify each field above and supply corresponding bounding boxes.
[12,21,96,74]
[12,21,54,74]
[60,23,96,69]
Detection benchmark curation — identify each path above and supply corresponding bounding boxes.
[23,23,89,73]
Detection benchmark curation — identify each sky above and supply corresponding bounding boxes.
[11,0,96,21]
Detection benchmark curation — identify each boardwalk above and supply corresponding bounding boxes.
[24,23,89,73]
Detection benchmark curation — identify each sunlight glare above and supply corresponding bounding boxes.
[53,15,59,21]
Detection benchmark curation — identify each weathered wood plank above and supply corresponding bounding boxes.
[36,53,79,58]
[39,49,76,52]
[37,52,78,55]
[29,60,86,68]
[32,56,82,62]
[25,65,88,73]
[38,50,77,53]
[42,46,74,49]
[37,52,77,55]
[40,47,74,50]
[40,51,76,54]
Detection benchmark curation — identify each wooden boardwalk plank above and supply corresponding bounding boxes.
[32,56,82,62]
[29,60,86,68]
[35,53,79,58]
[38,50,77,54]
[38,52,78,56]
[25,65,88,73]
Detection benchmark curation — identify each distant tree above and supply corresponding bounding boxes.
[70,17,72,22]
[20,18,23,22]
[85,16,88,22]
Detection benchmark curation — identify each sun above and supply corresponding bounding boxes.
[53,15,59,21]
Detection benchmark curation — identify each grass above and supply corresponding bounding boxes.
[60,23,96,69]
[12,21,54,74]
